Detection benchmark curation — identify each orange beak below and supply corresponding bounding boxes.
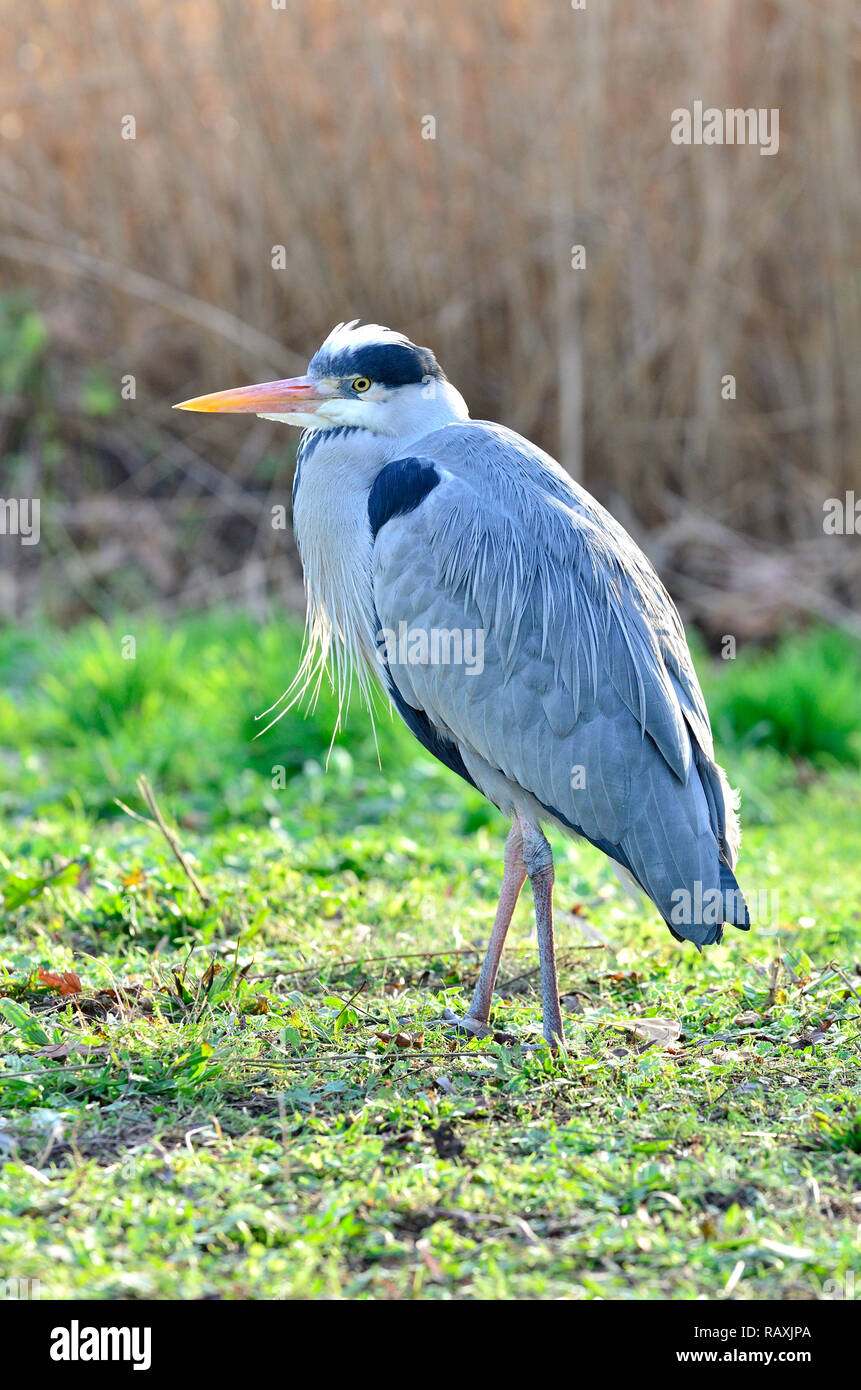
[173,374,328,414]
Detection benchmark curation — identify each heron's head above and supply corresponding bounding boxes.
[174,321,468,437]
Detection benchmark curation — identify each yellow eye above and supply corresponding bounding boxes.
[351,377,371,393]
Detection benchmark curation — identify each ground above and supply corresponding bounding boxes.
[0,614,859,1300]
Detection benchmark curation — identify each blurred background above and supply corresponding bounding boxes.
[0,0,859,805]
[2,0,859,629]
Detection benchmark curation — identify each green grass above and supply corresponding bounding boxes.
[696,627,861,769]
[0,613,860,1300]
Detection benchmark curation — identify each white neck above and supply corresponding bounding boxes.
[288,383,469,725]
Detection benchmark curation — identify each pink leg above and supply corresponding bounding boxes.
[462,820,526,1027]
[521,821,565,1048]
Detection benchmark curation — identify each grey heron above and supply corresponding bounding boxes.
[176,320,750,1047]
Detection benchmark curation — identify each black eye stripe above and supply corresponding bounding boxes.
[309,341,447,387]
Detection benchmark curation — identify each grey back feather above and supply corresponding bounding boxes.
[370,421,742,937]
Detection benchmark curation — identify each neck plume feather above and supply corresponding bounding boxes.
[257,385,469,742]
[257,427,390,741]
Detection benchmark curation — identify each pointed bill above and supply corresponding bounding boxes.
[173,375,328,414]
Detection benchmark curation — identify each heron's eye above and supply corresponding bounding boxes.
[351,377,371,393]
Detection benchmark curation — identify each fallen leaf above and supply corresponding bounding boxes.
[200,960,223,990]
[561,993,585,1015]
[620,1017,681,1047]
[37,968,82,997]
[649,1189,685,1213]
[758,1238,814,1261]
[38,1042,109,1063]
[792,1029,828,1050]
[375,1030,424,1049]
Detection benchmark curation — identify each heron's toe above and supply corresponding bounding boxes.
[441,1007,490,1039]
[441,1008,519,1045]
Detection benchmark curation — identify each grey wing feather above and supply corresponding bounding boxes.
[371,422,745,941]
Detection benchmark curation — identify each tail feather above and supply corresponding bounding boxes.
[720,856,750,931]
[663,858,750,949]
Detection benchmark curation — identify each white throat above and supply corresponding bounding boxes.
[285,384,469,730]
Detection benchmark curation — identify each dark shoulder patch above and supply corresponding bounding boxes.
[368,457,440,540]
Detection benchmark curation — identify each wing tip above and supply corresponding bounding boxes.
[720,857,751,931]
[664,860,751,948]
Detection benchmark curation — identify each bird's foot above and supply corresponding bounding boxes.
[441,1008,519,1045]
[441,1007,491,1039]
[524,1035,565,1056]
[516,1019,566,1055]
